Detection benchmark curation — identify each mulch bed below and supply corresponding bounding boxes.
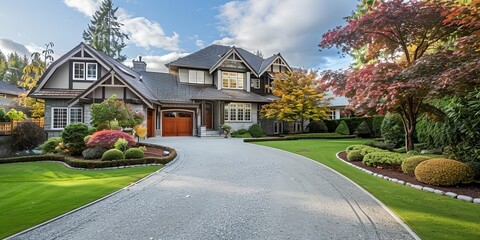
[338,151,480,198]
[143,147,165,158]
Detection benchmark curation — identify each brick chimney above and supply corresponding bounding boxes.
[132,56,147,72]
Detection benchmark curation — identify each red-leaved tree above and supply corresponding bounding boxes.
[319,0,459,151]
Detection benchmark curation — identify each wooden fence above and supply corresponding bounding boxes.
[0,119,44,136]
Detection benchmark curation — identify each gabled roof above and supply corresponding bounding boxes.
[208,47,259,77]
[0,81,25,96]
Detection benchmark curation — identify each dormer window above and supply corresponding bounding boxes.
[73,62,98,81]
[222,72,243,89]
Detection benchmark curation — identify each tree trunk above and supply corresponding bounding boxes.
[300,117,305,133]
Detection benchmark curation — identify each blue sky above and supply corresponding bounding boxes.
[0,0,357,72]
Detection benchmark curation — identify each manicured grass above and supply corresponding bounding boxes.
[254,139,480,240]
[0,162,161,238]
[292,132,348,137]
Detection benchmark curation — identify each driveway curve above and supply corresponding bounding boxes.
[12,137,415,240]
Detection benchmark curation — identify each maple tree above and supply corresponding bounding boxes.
[319,0,459,151]
[260,71,329,133]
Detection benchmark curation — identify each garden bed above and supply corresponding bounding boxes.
[338,151,480,198]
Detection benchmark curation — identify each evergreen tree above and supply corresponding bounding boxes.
[0,50,7,81]
[5,53,28,86]
[82,0,129,61]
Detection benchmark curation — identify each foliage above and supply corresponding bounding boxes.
[465,161,480,180]
[101,149,125,161]
[5,52,28,86]
[346,144,364,153]
[354,120,371,138]
[323,116,377,133]
[5,109,27,121]
[319,0,459,151]
[86,130,136,149]
[82,147,108,159]
[347,150,363,161]
[84,135,92,144]
[38,137,62,154]
[381,113,405,148]
[401,156,431,176]
[11,121,45,151]
[362,151,409,167]
[0,108,7,122]
[61,123,90,156]
[232,129,252,138]
[91,95,144,129]
[114,138,129,152]
[134,125,147,138]
[248,124,264,138]
[371,115,384,138]
[335,120,350,135]
[366,140,394,151]
[0,50,7,81]
[124,148,145,159]
[416,114,448,150]
[83,0,129,61]
[261,71,329,132]
[415,159,474,186]
[306,120,328,133]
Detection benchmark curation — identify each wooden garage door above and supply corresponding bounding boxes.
[162,111,193,136]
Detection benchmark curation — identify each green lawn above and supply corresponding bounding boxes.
[0,162,161,238]
[255,139,480,240]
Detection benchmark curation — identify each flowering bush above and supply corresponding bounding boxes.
[86,130,136,149]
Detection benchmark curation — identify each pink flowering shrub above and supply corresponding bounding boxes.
[86,130,136,149]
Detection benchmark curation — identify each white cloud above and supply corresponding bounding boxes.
[64,0,180,52]
[195,39,205,49]
[124,52,189,73]
[215,0,357,69]
[0,38,31,56]
[63,0,101,17]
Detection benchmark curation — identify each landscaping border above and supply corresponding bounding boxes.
[243,135,356,142]
[0,144,176,169]
[336,151,480,204]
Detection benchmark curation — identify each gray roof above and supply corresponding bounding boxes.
[0,81,24,96]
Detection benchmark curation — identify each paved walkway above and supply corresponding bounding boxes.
[13,137,415,240]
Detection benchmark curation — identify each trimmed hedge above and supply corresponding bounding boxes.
[335,121,350,135]
[415,159,474,186]
[124,148,145,159]
[101,149,125,161]
[324,116,381,134]
[347,150,363,161]
[244,134,356,142]
[401,156,431,176]
[362,151,410,167]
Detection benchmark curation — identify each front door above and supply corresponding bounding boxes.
[204,102,213,129]
[147,109,155,137]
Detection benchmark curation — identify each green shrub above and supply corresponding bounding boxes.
[465,161,480,180]
[359,146,387,156]
[82,147,108,159]
[124,148,145,159]
[88,127,97,135]
[335,120,350,135]
[381,113,405,148]
[101,149,125,161]
[249,124,264,138]
[362,151,409,167]
[346,145,363,153]
[114,138,129,152]
[39,137,62,154]
[354,121,372,138]
[323,119,338,132]
[234,129,248,135]
[347,150,363,161]
[366,140,394,151]
[12,121,46,151]
[84,135,92,144]
[307,121,328,133]
[415,159,474,186]
[401,156,431,176]
[61,123,89,156]
[372,115,384,138]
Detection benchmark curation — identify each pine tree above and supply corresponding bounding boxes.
[0,50,7,81]
[82,0,129,62]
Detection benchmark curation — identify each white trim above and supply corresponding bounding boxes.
[224,103,251,122]
[258,54,293,76]
[72,62,85,80]
[51,107,83,130]
[221,71,244,90]
[86,63,98,81]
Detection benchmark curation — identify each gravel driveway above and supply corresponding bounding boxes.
[11,137,416,240]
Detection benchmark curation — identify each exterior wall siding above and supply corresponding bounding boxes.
[44,63,69,88]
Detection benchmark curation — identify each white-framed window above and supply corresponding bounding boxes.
[330,108,337,120]
[224,103,251,122]
[251,78,260,89]
[273,121,283,134]
[51,107,83,129]
[73,62,98,81]
[222,72,244,89]
[188,70,205,84]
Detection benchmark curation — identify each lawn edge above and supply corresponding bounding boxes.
[4,154,179,240]
[254,143,421,240]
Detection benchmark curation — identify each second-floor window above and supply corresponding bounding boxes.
[222,72,243,89]
[73,62,98,81]
[251,78,260,89]
[188,70,205,84]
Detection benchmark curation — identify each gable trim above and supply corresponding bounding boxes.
[258,54,293,76]
[209,48,259,77]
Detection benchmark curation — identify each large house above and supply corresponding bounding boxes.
[0,81,25,106]
[29,42,295,138]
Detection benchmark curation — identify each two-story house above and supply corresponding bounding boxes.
[30,42,293,138]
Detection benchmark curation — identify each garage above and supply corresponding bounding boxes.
[162,111,193,136]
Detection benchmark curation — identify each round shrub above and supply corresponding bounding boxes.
[415,159,474,186]
[347,150,363,161]
[86,130,136,149]
[401,156,431,176]
[362,151,409,167]
[307,121,328,133]
[124,148,145,159]
[249,124,264,138]
[114,138,129,152]
[346,144,365,153]
[82,147,108,159]
[12,121,46,151]
[61,123,89,156]
[39,137,62,153]
[465,161,480,180]
[335,120,350,135]
[354,121,372,138]
[235,129,248,135]
[101,149,125,161]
